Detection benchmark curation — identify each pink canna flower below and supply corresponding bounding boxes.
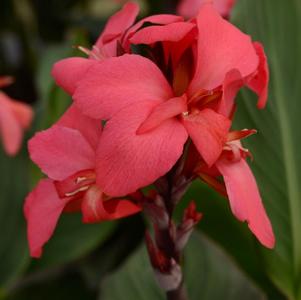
[0,76,33,156]
[54,3,267,197]
[178,0,236,19]
[49,2,273,248]
[25,104,141,258]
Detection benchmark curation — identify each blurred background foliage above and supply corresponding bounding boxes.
[0,0,300,299]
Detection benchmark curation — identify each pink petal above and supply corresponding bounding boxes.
[57,104,102,150]
[182,108,231,167]
[130,22,196,45]
[217,69,244,117]
[138,96,187,134]
[216,157,275,248]
[123,14,184,51]
[247,42,269,109]
[178,0,235,19]
[8,99,33,129]
[28,125,95,181]
[74,54,173,120]
[214,0,236,18]
[81,185,141,223]
[0,92,23,156]
[227,129,257,142]
[96,101,188,196]
[51,57,95,94]
[188,3,258,95]
[24,179,70,258]
[94,2,139,51]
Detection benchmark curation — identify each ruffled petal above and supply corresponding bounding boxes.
[130,22,195,45]
[28,125,95,181]
[74,54,173,120]
[178,0,235,19]
[182,108,231,166]
[188,3,258,95]
[247,42,269,109]
[216,157,275,248]
[81,185,141,223]
[24,179,70,258]
[123,14,183,49]
[57,104,102,150]
[217,69,243,118]
[96,101,188,196]
[94,2,139,53]
[51,57,95,94]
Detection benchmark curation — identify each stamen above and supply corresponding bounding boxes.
[76,176,88,184]
[65,185,90,197]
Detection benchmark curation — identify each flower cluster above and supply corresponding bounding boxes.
[0,76,33,156]
[25,1,275,258]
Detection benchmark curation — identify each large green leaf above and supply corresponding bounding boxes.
[101,232,265,300]
[0,147,30,289]
[232,0,301,299]
[30,215,115,270]
[7,270,95,300]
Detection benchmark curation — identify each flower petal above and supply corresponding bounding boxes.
[216,157,275,248]
[217,69,244,118]
[96,101,188,196]
[138,96,187,134]
[8,99,33,129]
[188,3,258,95]
[178,0,236,19]
[81,185,141,223]
[247,42,269,109]
[51,57,95,94]
[214,0,236,18]
[24,179,70,258]
[94,2,139,49]
[182,108,231,167]
[57,104,102,150]
[28,125,95,180]
[74,54,173,120]
[130,22,195,45]
[0,93,23,156]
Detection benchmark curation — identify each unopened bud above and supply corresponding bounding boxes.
[176,201,202,251]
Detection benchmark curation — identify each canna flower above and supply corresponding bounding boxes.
[25,104,141,257]
[59,3,266,197]
[178,0,236,19]
[49,2,273,248]
[0,76,33,156]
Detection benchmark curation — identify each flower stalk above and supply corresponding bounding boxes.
[143,163,202,300]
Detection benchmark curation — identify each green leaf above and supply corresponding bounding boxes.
[101,232,265,300]
[232,0,301,298]
[0,147,30,288]
[7,270,95,300]
[30,215,115,270]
